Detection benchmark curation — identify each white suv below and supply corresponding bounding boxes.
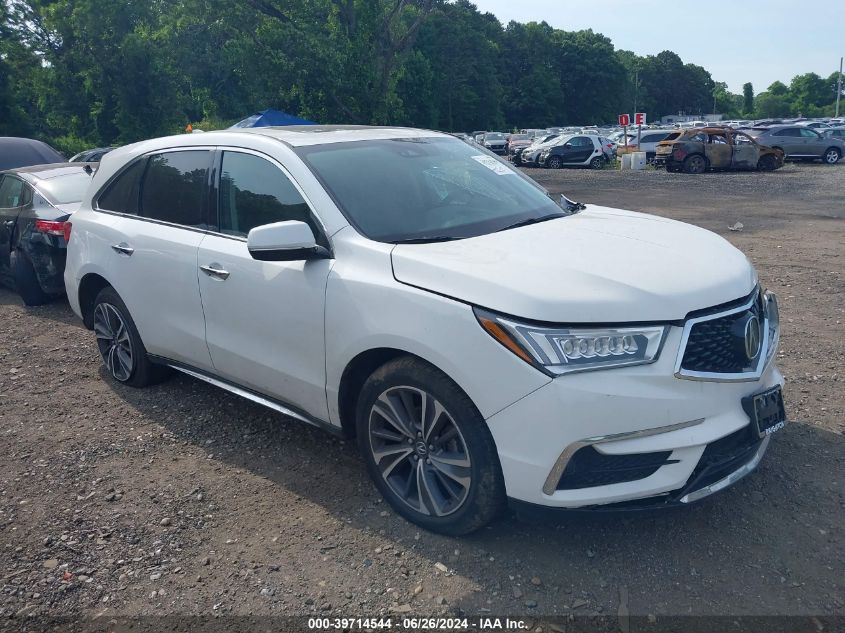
[65,126,785,535]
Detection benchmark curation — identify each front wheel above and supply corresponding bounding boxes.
[823,148,841,164]
[92,286,170,387]
[356,357,506,535]
[757,155,778,171]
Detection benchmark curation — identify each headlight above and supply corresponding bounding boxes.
[474,308,667,376]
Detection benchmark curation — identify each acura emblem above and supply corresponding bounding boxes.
[744,316,761,360]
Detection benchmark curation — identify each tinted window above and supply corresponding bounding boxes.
[641,133,668,143]
[296,137,562,243]
[139,151,210,227]
[570,136,592,147]
[218,152,324,245]
[0,176,24,208]
[799,128,820,138]
[773,128,801,137]
[98,160,145,214]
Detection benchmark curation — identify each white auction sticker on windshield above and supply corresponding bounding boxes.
[472,155,514,175]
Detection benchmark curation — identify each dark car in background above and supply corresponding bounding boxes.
[0,137,65,171]
[481,132,508,154]
[745,125,845,164]
[538,134,608,169]
[69,147,115,163]
[654,128,784,173]
[0,163,94,305]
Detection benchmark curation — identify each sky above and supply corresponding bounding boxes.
[469,0,845,94]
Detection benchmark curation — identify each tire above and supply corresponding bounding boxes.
[11,250,51,306]
[356,356,506,535]
[757,155,778,171]
[589,156,605,170]
[547,155,563,169]
[683,154,707,174]
[822,147,841,165]
[92,286,170,388]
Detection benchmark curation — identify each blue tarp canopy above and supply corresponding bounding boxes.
[230,109,316,128]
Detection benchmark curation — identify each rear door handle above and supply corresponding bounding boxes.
[200,263,230,281]
[111,242,134,256]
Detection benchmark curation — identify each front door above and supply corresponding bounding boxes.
[730,132,760,169]
[197,149,333,420]
[562,136,595,164]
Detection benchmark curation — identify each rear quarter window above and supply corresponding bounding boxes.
[98,160,145,214]
[664,133,682,141]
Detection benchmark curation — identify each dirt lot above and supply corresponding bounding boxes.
[0,162,843,630]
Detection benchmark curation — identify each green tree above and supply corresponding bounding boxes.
[742,82,754,115]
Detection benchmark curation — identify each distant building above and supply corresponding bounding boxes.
[660,113,724,124]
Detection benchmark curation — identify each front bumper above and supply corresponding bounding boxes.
[485,324,784,508]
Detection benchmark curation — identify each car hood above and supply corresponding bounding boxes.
[391,206,756,323]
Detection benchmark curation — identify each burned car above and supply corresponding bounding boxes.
[654,128,784,174]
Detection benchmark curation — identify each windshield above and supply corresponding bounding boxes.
[37,172,93,204]
[484,133,505,140]
[297,137,562,243]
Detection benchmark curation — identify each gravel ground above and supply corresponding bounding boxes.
[0,162,842,631]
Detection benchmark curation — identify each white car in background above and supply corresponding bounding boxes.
[64,126,785,535]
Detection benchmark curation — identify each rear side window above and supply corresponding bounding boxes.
[0,176,24,208]
[665,132,682,141]
[773,128,801,137]
[98,160,145,214]
[218,151,326,246]
[139,151,210,227]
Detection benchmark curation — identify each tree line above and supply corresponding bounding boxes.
[1,0,842,154]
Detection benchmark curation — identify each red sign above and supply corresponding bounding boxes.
[634,112,647,125]
[618,114,630,126]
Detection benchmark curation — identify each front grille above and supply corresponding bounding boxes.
[680,291,764,374]
[556,446,675,490]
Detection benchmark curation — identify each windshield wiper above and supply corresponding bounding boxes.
[391,235,463,244]
[495,213,565,233]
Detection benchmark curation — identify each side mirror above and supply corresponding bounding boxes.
[564,142,573,149]
[247,221,331,262]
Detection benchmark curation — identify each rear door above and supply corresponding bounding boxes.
[770,128,804,156]
[197,149,333,418]
[704,133,731,169]
[93,149,214,369]
[0,175,27,281]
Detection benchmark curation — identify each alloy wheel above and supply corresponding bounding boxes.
[368,386,471,517]
[93,303,134,382]
[824,149,840,164]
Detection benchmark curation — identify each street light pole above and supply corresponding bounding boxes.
[836,56,843,118]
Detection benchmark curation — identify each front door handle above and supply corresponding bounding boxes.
[200,263,230,281]
[111,242,134,256]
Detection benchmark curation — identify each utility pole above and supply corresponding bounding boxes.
[633,68,639,114]
[836,56,843,118]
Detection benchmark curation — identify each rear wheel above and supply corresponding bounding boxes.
[356,357,506,535]
[757,155,778,171]
[683,154,707,174]
[92,286,170,387]
[11,250,51,306]
[589,156,605,169]
[823,147,841,164]
[546,155,563,169]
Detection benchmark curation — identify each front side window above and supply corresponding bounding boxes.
[296,136,563,243]
[139,151,210,227]
[218,151,325,246]
[0,176,24,208]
